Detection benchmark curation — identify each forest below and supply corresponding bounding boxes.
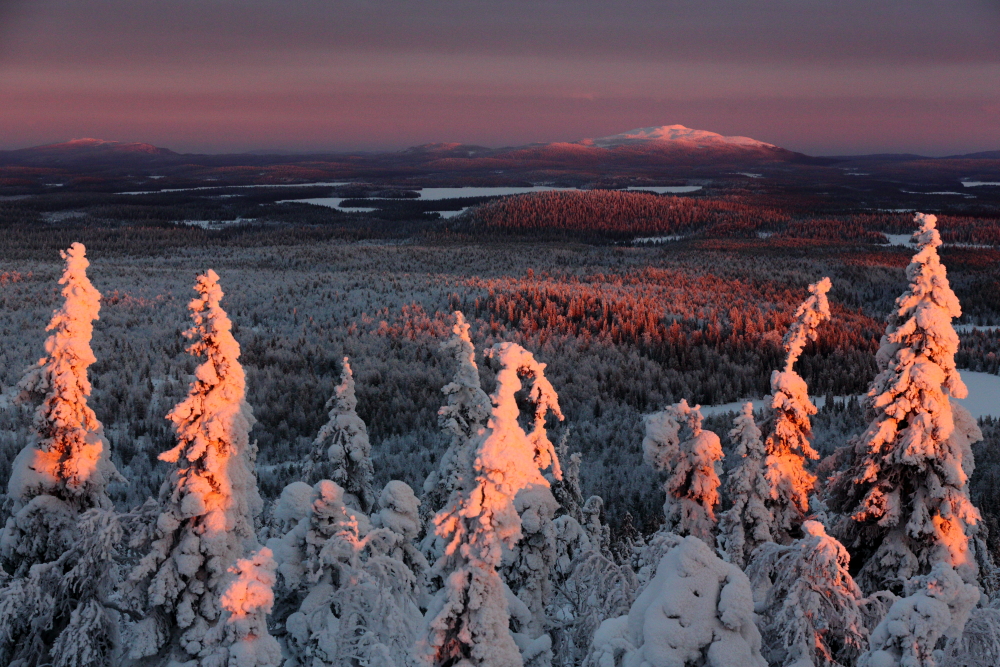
[0,207,998,667]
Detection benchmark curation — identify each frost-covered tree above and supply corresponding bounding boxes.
[127,269,263,662]
[588,536,767,667]
[199,548,282,667]
[550,430,585,524]
[418,342,564,667]
[0,243,125,667]
[305,357,376,513]
[422,311,492,549]
[763,277,831,542]
[859,562,981,667]
[717,403,774,568]
[643,400,723,546]
[746,520,867,667]
[829,214,985,593]
[268,479,425,667]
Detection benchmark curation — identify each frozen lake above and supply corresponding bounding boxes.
[627,186,703,194]
[120,182,351,195]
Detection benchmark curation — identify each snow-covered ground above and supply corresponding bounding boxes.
[632,235,683,244]
[961,181,1000,187]
[700,373,1000,420]
[955,324,1000,333]
[885,234,915,247]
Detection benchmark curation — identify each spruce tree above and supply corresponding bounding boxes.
[829,214,985,593]
[0,243,124,667]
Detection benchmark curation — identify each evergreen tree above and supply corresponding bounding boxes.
[0,243,124,667]
[418,342,564,667]
[764,277,831,542]
[422,311,491,528]
[127,270,263,662]
[829,214,985,593]
[305,357,376,513]
[718,403,774,568]
[746,521,867,667]
[643,400,723,546]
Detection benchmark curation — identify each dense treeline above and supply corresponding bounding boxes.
[464,190,791,238]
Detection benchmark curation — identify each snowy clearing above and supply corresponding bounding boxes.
[961,181,1000,187]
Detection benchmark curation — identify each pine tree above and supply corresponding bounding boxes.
[829,214,985,593]
[418,342,564,667]
[643,400,723,546]
[718,403,774,568]
[422,311,491,527]
[305,357,376,513]
[127,269,263,662]
[0,243,124,667]
[764,277,831,542]
[746,521,867,667]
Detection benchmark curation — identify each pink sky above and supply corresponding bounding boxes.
[1,0,998,155]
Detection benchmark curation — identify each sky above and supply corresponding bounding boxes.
[1,0,998,156]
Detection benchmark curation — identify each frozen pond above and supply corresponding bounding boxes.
[962,181,1000,187]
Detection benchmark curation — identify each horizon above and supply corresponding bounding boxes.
[2,1,999,157]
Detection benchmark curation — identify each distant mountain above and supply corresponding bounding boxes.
[0,138,177,166]
[583,125,776,149]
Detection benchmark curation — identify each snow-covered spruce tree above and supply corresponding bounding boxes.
[588,536,767,667]
[127,269,263,662]
[550,429,585,524]
[643,400,723,546]
[305,357,376,513]
[0,243,125,667]
[717,403,774,568]
[746,520,867,667]
[418,342,564,667]
[199,548,282,667]
[422,311,492,537]
[267,479,424,666]
[828,213,985,593]
[858,562,981,667]
[763,277,831,543]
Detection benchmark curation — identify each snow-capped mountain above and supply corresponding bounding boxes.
[583,125,776,150]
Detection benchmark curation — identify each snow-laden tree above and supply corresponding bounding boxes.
[550,429,585,524]
[127,269,263,662]
[199,548,282,667]
[588,536,767,667]
[417,342,564,667]
[0,243,125,667]
[643,400,723,546]
[267,479,424,667]
[763,277,831,542]
[828,214,985,593]
[746,520,867,667]
[717,403,774,568]
[423,312,493,521]
[859,562,981,667]
[305,357,376,513]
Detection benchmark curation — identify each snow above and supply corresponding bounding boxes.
[626,186,703,194]
[961,181,1000,187]
[589,125,775,149]
[632,235,684,244]
[120,181,350,195]
[830,213,985,593]
[128,269,263,661]
[885,233,915,247]
[953,371,1000,420]
[625,536,768,667]
[859,563,980,667]
[437,208,468,218]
